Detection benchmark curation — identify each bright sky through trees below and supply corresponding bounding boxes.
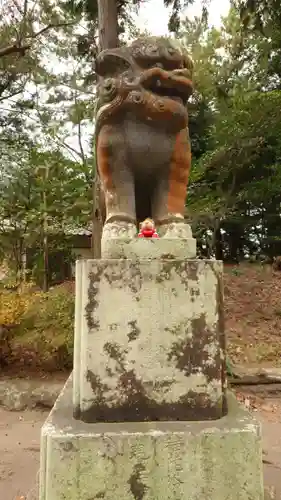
[136,0,231,34]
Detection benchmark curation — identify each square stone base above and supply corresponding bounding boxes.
[40,375,264,500]
[101,234,196,260]
[74,257,226,422]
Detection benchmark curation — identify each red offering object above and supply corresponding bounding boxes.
[138,218,159,238]
[138,229,159,238]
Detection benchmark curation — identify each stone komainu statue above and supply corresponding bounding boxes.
[95,36,193,235]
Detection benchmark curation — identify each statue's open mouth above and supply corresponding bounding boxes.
[140,67,193,105]
[150,84,187,104]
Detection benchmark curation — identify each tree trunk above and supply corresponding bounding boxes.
[92,178,102,259]
[98,0,119,50]
[42,230,49,292]
[214,225,223,260]
[225,222,243,264]
[42,167,49,292]
[92,0,119,258]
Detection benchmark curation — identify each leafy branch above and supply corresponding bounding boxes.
[0,22,75,59]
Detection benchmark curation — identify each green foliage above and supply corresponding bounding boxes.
[0,283,36,326]
[235,0,281,33]
[0,143,91,276]
[179,6,281,261]
[0,0,74,102]
[233,0,281,89]
[2,283,75,370]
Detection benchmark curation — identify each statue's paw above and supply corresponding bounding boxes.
[158,221,193,239]
[102,220,137,239]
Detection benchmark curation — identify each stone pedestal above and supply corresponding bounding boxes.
[40,227,264,500]
[101,222,197,259]
[73,246,226,422]
[40,375,264,500]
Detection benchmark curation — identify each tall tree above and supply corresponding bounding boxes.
[0,143,91,282]
[90,0,120,258]
[0,0,74,103]
[233,0,281,89]
[180,6,281,260]
[234,0,281,30]
[98,0,118,50]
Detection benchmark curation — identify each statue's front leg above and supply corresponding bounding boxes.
[97,124,137,238]
[152,129,191,231]
[152,129,193,238]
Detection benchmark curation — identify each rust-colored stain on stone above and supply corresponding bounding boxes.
[154,260,201,290]
[155,260,183,283]
[128,463,147,500]
[105,367,114,377]
[127,320,141,341]
[80,391,223,423]
[160,253,177,260]
[128,262,143,294]
[94,492,105,499]
[164,324,182,336]
[82,338,224,422]
[86,262,144,331]
[185,260,199,281]
[189,285,200,297]
[103,341,126,366]
[86,268,103,331]
[119,369,147,401]
[103,265,124,287]
[86,370,109,404]
[167,314,220,383]
[60,441,77,452]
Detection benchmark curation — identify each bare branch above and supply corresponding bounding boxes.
[0,89,23,102]
[0,44,30,58]
[57,138,83,161]
[29,0,39,20]
[30,21,74,40]
[23,0,28,17]
[0,22,74,59]
[78,120,86,164]
[74,91,88,168]
[10,0,25,16]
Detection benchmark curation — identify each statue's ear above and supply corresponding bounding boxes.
[95,49,132,78]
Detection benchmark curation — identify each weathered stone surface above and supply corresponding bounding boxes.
[159,221,194,239]
[40,375,264,500]
[0,378,64,411]
[73,257,225,422]
[101,233,196,260]
[101,222,196,259]
[102,221,137,241]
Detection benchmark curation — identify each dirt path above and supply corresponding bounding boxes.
[0,394,281,499]
[236,388,281,499]
[262,412,281,499]
[0,407,48,500]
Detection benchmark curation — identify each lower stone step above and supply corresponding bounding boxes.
[40,374,264,500]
